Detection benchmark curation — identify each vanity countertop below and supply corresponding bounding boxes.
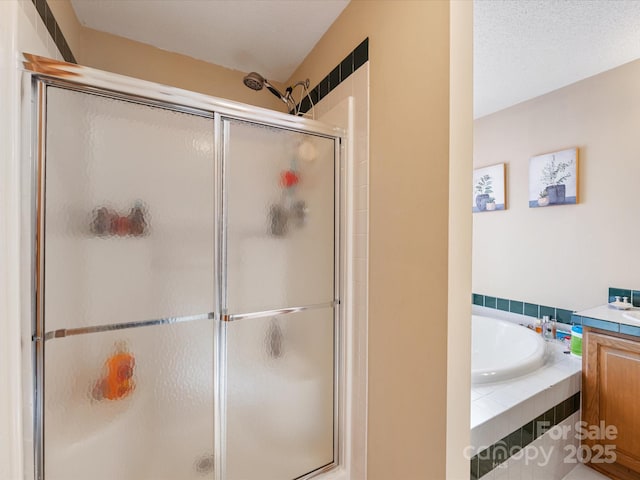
[575,304,640,335]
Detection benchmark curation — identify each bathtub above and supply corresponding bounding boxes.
[472,315,546,384]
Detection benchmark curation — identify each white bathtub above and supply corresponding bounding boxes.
[472,315,546,384]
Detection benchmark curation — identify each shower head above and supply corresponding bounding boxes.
[242,71,313,117]
[243,72,265,91]
[243,71,289,103]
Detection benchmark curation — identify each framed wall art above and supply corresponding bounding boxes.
[529,148,578,208]
[473,163,506,213]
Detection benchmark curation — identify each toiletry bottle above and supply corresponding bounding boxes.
[542,315,550,337]
[550,318,557,340]
[535,318,542,334]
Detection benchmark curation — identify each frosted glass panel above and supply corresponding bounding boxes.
[44,319,214,480]
[224,308,335,480]
[44,87,214,332]
[224,119,335,312]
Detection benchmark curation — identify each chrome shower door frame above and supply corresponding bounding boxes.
[24,53,346,480]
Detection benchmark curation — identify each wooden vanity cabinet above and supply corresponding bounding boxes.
[583,328,640,480]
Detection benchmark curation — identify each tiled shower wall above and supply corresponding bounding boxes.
[317,56,369,478]
[28,0,74,62]
[1,1,63,477]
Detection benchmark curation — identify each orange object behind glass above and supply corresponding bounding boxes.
[93,347,136,401]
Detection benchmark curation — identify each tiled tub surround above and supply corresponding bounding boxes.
[471,306,582,479]
[475,411,582,480]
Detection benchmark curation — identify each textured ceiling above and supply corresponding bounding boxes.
[475,0,640,118]
[70,0,349,83]
[71,0,640,117]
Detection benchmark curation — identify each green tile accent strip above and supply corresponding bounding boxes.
[31,0,76,63]
[509,300,524,314]
[470,392,581,479]
[521,420,534,446]
[497,298,509,311]
[524,303,539,318]
[609,286,640,307]
[608,287,632,303]
[633,290,640,308]
[556,308,573,324]
[473,293,573,323]
[472,292,640,337]
[470,455,479,480]
[539,305,556,319]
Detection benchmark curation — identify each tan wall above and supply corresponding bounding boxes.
[46,0,282,110]
[289,2,452,478]
[474,58,640,311]
[447,1,473,478]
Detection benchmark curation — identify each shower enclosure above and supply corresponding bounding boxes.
[25,55,343,480]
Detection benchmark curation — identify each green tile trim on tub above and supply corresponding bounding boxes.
[496,298,510,311]
[509,300,524,315]
[524,303,539,318]
[470,392,581,479]
[472,293,575,324]
[484,296,496,309]
[556,309,573,324]
[539,305,556,319]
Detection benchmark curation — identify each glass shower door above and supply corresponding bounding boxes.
[41,86,216,480]
[222,119,337,480]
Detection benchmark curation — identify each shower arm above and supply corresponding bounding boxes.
[264,82,298,113]
[243,72,311,116]
[285,80,312,116]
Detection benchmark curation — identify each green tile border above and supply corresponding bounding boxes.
[524,302,539,318]
[509,300,524,315]
[609,286,640,308]
[473,291,640,337]
[470,392,581,479]
[472,293,575,324]
[484,296,496,309]
[497,298,509,311]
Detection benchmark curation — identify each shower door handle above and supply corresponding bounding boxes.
[221,300,337,322]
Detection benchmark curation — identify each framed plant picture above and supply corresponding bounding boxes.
[473,163,506,213]
[529,148,578,208]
